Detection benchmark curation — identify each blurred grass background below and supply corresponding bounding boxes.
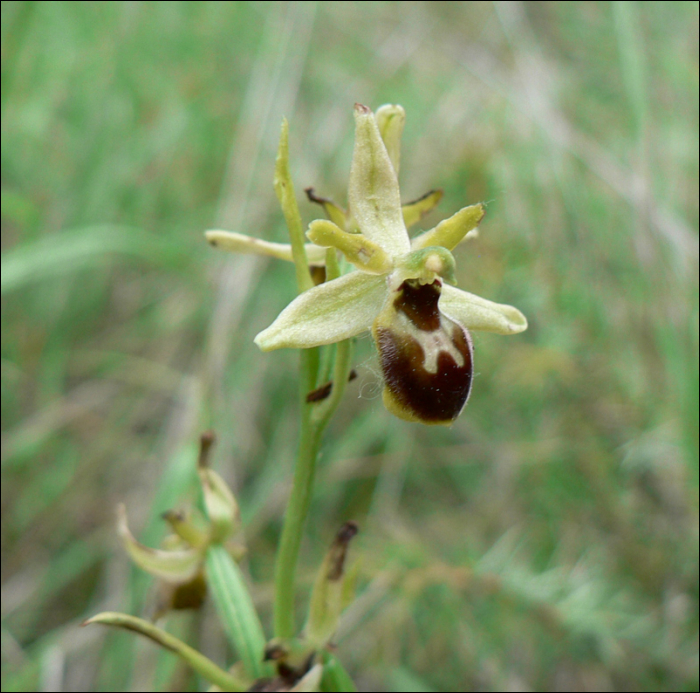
[1,1,698,691]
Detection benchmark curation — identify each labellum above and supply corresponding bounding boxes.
[372,279,474,425]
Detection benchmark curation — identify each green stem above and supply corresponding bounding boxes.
[273,340,352,639]
[313,339,352,428]
[274,365,324,638]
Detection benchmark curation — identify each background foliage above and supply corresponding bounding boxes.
[1,2,698,691]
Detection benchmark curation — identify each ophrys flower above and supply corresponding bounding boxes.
[208,104,527,425]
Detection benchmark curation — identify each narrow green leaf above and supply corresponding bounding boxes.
[83,612,246,692]
[205,544,267,679]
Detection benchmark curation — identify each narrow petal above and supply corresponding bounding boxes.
[440,284,528,334]
[205,230,327,264]
[411,203,484,251]
[117,504,202,583]
[375,104,406,175]
[305,187,348,230]
[307,219,392,274]
[403,189,444,229]
[348,104,410,257]
[254,272,387,351]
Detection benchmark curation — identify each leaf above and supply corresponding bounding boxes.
[205,544,268,680]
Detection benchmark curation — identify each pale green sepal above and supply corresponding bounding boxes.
[254,272,387,351]
[205,545,268,680]
[275,119,314,293]
[375,104,406,175]
[117,504,202,583]
[411,203,485,251]
[348,104,410,257]
[440,284,528,334]
[291,664,324,692]
[198,467,240,545]
[402,189,444,229]
[205,230,326,265]
[83,612,247,692]
[307,220,392,274]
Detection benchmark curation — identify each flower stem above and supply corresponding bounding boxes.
[274,352,324,639]
[273,340,352,639]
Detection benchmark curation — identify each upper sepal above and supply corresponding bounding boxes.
[348,104,410,257]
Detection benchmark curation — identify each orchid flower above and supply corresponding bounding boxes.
[207,104,527,425]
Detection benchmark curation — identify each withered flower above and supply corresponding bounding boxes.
[117,432,241,617]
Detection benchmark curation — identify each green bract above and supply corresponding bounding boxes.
[207,104,527,425]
